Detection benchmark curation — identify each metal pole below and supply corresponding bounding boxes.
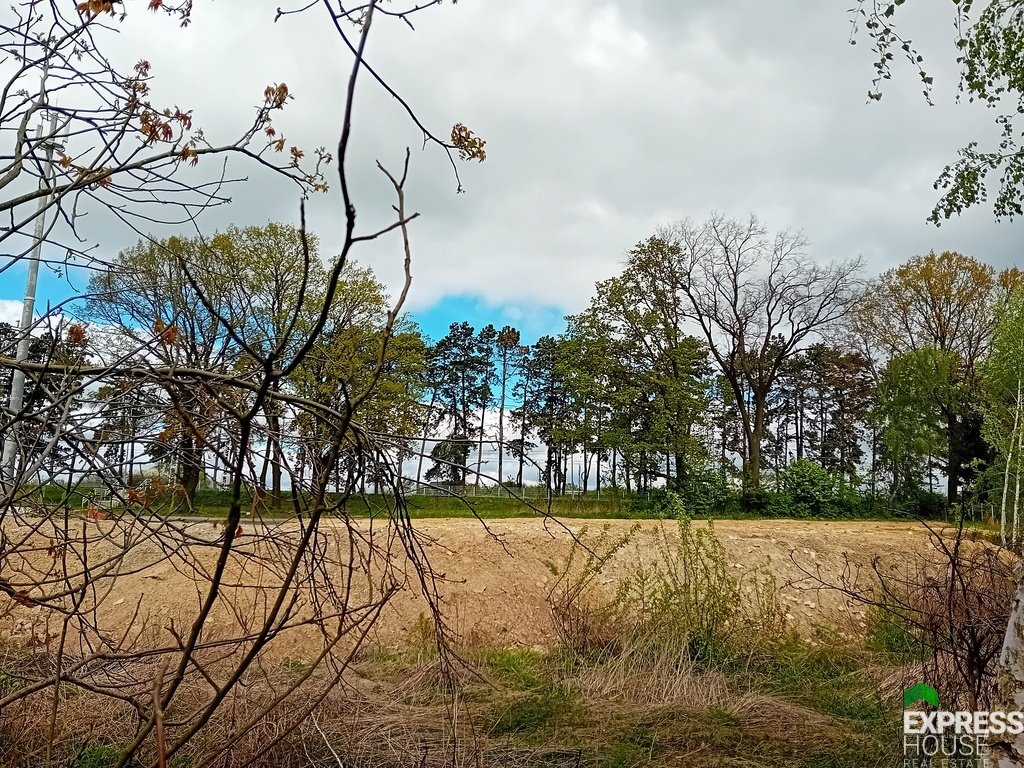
[2,113,59,481]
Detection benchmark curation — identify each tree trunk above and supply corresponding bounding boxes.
[475,402,487,488]
[720,419,727,476]
[498,354,507,489]
[581,445,589,492]
[179,434,201,506]
[993,572,1024,766]
[795,392,804,461]
[1003,384,1020,545]
[745,398,766,491]
[544,445,553,493]
[1015,415,1024,546]
[416,390,438,487]
[127,427,137,486]
[268,412,282,509]
[947,413,961,506]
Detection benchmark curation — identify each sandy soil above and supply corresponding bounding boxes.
[375,518,938,646]
[1,517,947,656]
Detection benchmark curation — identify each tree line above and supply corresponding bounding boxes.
[6,213,1023,528]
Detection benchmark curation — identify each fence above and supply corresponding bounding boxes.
[404,483,636,500]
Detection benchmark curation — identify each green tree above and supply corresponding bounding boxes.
[857,250,1011,502]
[981,291,1024,543]
[576,260,711,492]
[877,348,965,497]
[84,235,242,501]
[426,322,492,486]
[769,345,875,481]
[494,326,523,488]
[655,214,861,491]
[290,265,425,496]
[472,324,498,487]
[85,224,333,503]
[515,335,575,494]
[220,223,328,506]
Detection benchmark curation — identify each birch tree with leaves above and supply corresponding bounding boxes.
[982,292,1024,545]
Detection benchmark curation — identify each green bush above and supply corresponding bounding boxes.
[674,467,740,517]
[909,489,950,519]
[609,494,785,661]
[740,487,772,516]
[833,476,871,517]
[74,743,122,768]
[778,459,837,517]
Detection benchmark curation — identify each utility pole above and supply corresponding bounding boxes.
[2,111,61,482]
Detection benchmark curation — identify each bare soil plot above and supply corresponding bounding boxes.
[1,517,946,656]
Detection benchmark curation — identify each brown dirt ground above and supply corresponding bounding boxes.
[375,518,940,646]
[2,517,949,658]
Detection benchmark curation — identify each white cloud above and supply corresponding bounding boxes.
[0,299,23,326]
[9,1,1018,318]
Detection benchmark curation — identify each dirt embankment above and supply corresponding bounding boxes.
[2,518,943,656]
[379,518,937,646]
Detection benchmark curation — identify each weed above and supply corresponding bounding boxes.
[73,743,121,768]
[608,502,785,663]
[866,601,924,661]
[731,637,890,727]
[598,741,649,768]
[408,612,439,662]
[0,671,19,697]
[278,656,312,679]
[487,688,586,736]
[481,647,547,690]
[549,523,638,656]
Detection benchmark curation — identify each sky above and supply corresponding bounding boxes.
[2,0,1020,345]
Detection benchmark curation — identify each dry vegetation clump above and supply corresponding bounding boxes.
[809,519,1017,711]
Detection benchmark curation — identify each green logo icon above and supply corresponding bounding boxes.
[904,682,939,709]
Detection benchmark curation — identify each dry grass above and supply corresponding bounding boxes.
[576,637,732,708]
[0,629,906,768]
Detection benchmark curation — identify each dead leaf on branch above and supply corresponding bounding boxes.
[451,122,486,162]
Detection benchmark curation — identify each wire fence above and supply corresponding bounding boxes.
[404,483,640,500]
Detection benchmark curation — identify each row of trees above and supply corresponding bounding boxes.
[12,215,1020,524]
[488,226,1020,515]
[70,223,426,504]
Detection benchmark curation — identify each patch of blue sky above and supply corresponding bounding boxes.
[410,294,567,345]
[1,258,87,317]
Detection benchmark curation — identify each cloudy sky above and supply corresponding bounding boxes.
[2,0,1019,343]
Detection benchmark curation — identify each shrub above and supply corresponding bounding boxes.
[824,520,1013,710]
[611,513,741,660]
[549,523,639,656]
[778,460,837,518]
[909,489,950,519]
[674,467,740,517]
[552,493,785,667]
